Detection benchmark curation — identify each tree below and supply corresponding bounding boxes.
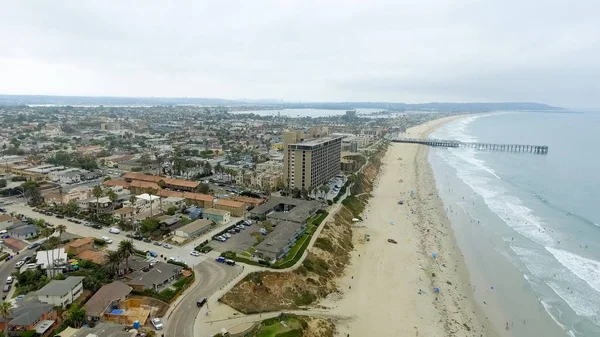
[321,185,330,199]
[41,228,53,277]
[58,186,63,206]
[56,224,67,243]
[47,236,61,278]
[105,189,118,213]
[65,200,78,216]
[64,304,86,328]
[0,301,13,337]
[0,179,6,188]
[118,240,135,272]
[21,180,42,206]
[165,206,177,216]
[106,250,122,276]
[196,183,211,194]
[140,218,160,234]
[91,185,104,219]
[214,162,223,179]
[157,179,165,189]
[139,153,152,170]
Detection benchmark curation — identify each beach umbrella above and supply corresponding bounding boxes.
[432,253,437,259]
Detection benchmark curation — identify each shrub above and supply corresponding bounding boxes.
[276,329,303,337]
[93,238,106,246]
[314,237,334,252]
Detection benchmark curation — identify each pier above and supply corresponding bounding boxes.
[392,138,549,154]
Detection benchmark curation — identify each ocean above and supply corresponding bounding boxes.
[429,111,600,337]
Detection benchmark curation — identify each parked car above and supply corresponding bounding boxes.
[162,244,173,249]
[228,229,237,234]
[190,251,201,257]
[15,261,25,268]
[55,214,64,219]
[225,259,236,266]
[214,236,226,242]
[153,241,162,246]
[143,237,152,243]
[215,257,226,263]
[151,318,163,330]
[147,251,158,258]
[92,224,102,229]
[3,285,10,292]
[223,233,232,238]
[102,236,113,244]
[6,276,13,284]
[27,242,41,250]
[108,227,120,234]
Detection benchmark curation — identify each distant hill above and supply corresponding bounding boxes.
[0,94,565,111]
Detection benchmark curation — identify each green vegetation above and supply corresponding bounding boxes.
[252,314,309,337]
[47,150,99,170]
[271,211,328,269]
[14,269,49,296]
[221,251,271,267]
[314,237,334,252]
[140,217,160,234]
[165,206,177,215]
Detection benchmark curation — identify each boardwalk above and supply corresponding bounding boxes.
[392,138,549,154]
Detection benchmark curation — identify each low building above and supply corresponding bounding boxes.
[76,249,107,265]
[0,302,57,335]
[8,224,39,239]
[249,196,321,224]
[157,215,181,231]
[174,219,214,238]
[214,199,245,217]
[157,190,214,208]
[202,208,230,224]
[254,221,306,261]
[66,237,94,255]
[84,281,132,322]
[113,206,136,224]
[231,195,265,208]
[0,214,14,229]
[37,276,85,307]
[36,247,68,270]
[123,262,183,291]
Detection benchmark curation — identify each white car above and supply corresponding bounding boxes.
[151,318,163,330]
[108,227,120,234]
[6,276,13,284]
[214,236,226,242]
[163,244,173,249]
[101,236,113,244]
[223,233,232,238]
[190,251,201,257]
[15,261,25,268]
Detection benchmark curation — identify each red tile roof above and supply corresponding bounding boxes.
[215,199,245,208]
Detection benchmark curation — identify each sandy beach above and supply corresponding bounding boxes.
[326,116,499,337]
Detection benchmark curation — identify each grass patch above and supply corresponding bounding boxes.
[255,315,306,337]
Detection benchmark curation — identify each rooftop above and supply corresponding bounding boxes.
[37,276,84,296]
[84,281,132,317]
[68,237,94,248]
[289,136,343,147]
[124,262,182,288]
[202,208,230,216]
[177,218,213,234]
[215,198,245,208]
[255,221,304,258]
[250,196,321,223]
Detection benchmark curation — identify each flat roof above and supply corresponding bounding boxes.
[177,219,213,234]
[215,199,245,208]
[289,136,343,147]
[203,208,230,216]
[255,221,303,258]
[250,196,321,223]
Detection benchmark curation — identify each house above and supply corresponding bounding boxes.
[84,281,132,321]
[8,224,39,239]
[161,196,185,211]
[202,208,230,224]
[157,215,181,231]
[175,219,214,238]
[100,154,134,168]
[113,207,136,224]
[55,171,82,184]
[249,196,321,224]
[37,276,84,307]
[36,247,68,270]
[157,190,214,208]
[77,145,105,155]
[66,237,94,255]
[76,249,107,265]
[0,302,58,336]
[214,199,245,217]
[124,262,183,291]
[103,179,130,190]
[128,180,160,194]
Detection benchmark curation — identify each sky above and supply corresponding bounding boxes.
[0,0,599,108]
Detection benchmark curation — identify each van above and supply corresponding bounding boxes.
[225,259,235,266]
[196,297,207,307]
[0,230,7,235]
[108,227,120,234]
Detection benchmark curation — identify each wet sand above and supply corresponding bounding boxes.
[325,116,499,337]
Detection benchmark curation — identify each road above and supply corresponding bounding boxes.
[165,259,243,337]
[4,203,208,267]
[0,250,35,297]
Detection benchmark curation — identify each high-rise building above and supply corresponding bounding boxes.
[283,131,342,190]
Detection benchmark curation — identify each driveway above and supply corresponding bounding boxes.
[165,259,242,337]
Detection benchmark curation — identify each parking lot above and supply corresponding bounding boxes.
[207,223,262,254]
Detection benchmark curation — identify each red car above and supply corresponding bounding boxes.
[387,239,397,244]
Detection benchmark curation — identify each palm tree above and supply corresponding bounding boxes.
[105,189,118,213]
[41,227,53,277]
[91,185,104,219]
[322,185,330,199]
[106,250,122,276]
[58,186,64,207]
[47,236,61,278]
[118,240,135,271]
[56,224,67,244]
[143,188,157,216]
[0,301,13,336]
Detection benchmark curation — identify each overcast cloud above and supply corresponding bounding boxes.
[1,0,598,108]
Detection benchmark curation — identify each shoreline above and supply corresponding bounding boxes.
[326,115,499,337]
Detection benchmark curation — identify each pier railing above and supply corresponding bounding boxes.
[392,138,549,154]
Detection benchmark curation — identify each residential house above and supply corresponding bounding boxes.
[202,208,230,224]
[79,196,114,215]
[254,221,306,262]
[113,206,136,224]
[122,172,200,191]
[103,179,130,190]
[55,171,82,184]
[123,262,183,291]
[76,249,107,265]
[0,302,58,336]
[65,237,94,255]
[77,145,105,155]
[174,219,214,238]
[84,281,132,322]
[128,180,160,194]
[214,199,245,217]
[36,247,68,270]
[37,276,84,307]
[232,195,264,208]
[99,154,134,168]
[157,215,181,231]
[157,190,214,208]
[7,223,39,239]
[161,196,185,211]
